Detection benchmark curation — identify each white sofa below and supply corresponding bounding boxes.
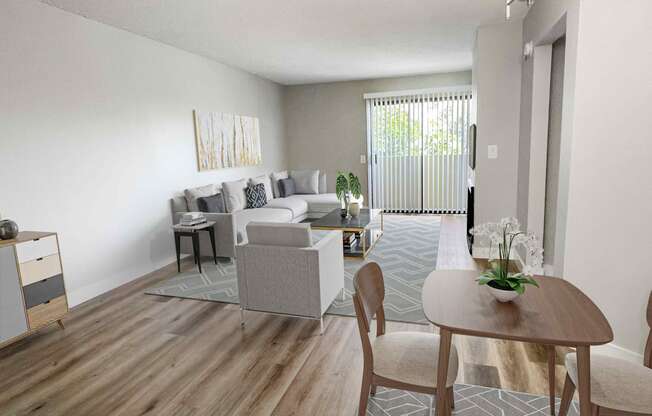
[170,171,340,258]
[236,222,344,333]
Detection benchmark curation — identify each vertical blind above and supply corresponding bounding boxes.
[365,87,472,213]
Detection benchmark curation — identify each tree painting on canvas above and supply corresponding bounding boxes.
[193,110,262,171]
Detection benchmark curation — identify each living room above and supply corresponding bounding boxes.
[1,0,651,415]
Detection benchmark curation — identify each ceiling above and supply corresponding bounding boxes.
[40,0,527,85]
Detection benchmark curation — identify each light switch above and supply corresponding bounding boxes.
[360,154,366,164]
[488,145,498,159]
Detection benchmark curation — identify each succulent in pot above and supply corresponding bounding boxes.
[336,171,362,218]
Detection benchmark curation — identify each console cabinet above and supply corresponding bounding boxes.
[0,231,68,348]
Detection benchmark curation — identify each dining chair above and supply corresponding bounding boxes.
[352,262,459,416]
[559,291,652,416]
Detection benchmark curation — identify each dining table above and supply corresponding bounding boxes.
[421,270,613,416]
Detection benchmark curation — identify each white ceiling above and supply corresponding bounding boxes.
[39,0,527,85]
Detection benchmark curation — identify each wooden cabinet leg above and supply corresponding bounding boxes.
[576,346,592,416]
[57,319,65,330]
[547,345,556,415]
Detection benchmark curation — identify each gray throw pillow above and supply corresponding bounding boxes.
[222,179,247,212]
[245,183,267,209]
[278,178,296,197]
[184,183,219,211]
[270,171,288,198]
[196,193,225,213]
[290,169,319,194]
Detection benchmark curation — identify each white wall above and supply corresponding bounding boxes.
[562,0,652,357]
[472,21,523,227]
[519,0,652,358]
[0,0,287,306]
[283,72,472,197]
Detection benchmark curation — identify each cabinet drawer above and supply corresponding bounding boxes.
[27,296,67,329]
[19,254,62,286]
[15,235,59,263]
[23,274,65,309]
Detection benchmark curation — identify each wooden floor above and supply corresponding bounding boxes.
[0,215,569,416]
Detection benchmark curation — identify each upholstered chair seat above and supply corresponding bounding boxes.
[372,332,459,388]
[565,353,652,414]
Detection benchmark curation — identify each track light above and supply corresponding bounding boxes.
[506,0,535,20]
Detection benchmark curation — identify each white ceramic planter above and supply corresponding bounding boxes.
[349,202,361,217]
[487,286,520,303]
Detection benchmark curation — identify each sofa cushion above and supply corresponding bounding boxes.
[184,183,219,212]
[246,222,312,248]
[250,175,274,202]
[270,171,288,198]
[197,193,226,213]
[290,169,319,194]
[245,183,267,209]
[264,196,309,218]
[319,172,327,193]
[233,208,293,243]
[278,178,296,197]
[292,193,341,213]
[222,179,247,212]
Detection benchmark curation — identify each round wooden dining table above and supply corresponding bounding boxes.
[422,270,613,416]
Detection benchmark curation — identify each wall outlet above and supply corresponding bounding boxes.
[360,154,366,164]
[488,145,498,159]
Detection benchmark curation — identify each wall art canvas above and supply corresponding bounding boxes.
[193,110,262,171]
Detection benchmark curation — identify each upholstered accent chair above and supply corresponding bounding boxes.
[352,262,459,416]
[559,291,652,416]
[235,222,344,334]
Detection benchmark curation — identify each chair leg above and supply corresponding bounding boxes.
[240,307,246,328]
[358,372,372,416]
[370,385,377,396]
[591,405,600,416]
[319,317,324,335]
[448,386,455,409]
[559,374,576,416]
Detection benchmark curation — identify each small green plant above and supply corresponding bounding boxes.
[472,217,543,294]
[336,171,362,202]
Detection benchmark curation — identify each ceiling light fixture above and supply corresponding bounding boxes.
[506,0,535,20]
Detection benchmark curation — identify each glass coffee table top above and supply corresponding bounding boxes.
[310,208,382,230]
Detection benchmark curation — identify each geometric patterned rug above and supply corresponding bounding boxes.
[145,214,440,324]
[368,384,579,416]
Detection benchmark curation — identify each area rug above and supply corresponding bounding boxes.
[145,214,440,324]
[367,384,579,416]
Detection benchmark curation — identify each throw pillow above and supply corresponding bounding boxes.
[221,179,247,212]
[184,183,219,211]
[290,169,319,194]
[270,170,288,198]
[196,193,225,213]
[278,178,296,197]
[245,183,267,209]
[250,175,274,202]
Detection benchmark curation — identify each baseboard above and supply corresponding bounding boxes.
[591,342,643,364]
[67,254,182,307]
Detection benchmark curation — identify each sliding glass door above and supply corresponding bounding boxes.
[365,87,471,214]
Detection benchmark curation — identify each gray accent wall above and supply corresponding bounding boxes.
[283,71,472,198]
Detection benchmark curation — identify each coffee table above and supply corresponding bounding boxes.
[311,208,383,258]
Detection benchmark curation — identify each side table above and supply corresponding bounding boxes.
[172,221,217,273]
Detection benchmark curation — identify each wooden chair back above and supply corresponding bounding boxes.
[352,262,386,337]
[645,291,652,368]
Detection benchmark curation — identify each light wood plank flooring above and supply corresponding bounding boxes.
[0,215,568,416]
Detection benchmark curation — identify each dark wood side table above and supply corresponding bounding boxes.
[172,221,217,273]
[422,270,613,416]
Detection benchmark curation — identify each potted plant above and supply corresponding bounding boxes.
[336,171,362,218]
[471,217,543,302]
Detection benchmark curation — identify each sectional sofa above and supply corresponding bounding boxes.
[170,170,341,258]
